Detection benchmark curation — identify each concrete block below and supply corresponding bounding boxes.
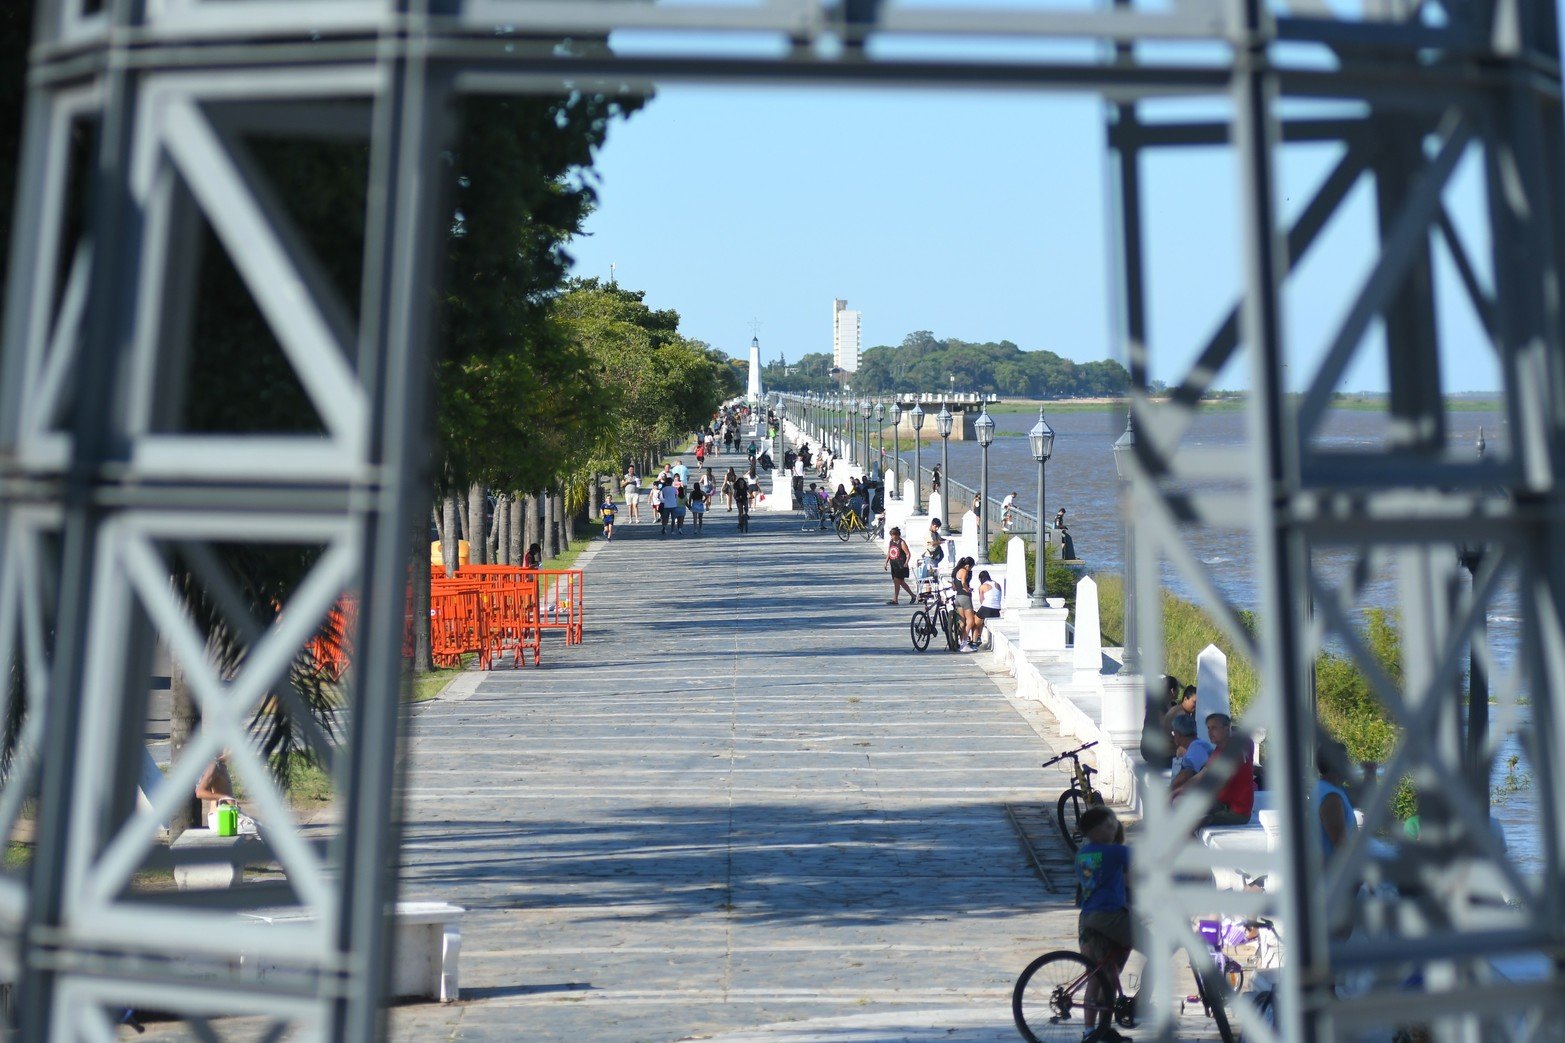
[240,901,465,1002]
[766,470,793,511]
[1019,607,1070,651]
[171,829,266,890]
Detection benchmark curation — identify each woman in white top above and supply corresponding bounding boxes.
[973,570,1003,650]
[623,467,641,522]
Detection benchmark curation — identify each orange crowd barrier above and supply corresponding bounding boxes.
[430,583,492,670]
[307,598,357,681]
[430,565,583,667]
[308,566,580,676]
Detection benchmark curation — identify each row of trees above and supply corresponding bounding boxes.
[0,9,735,819]
[762,330,1130,398]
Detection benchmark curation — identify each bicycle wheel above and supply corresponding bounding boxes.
[861,520,877,542]
[1190,958,1237,1043]
[1056,788,1086,851]
[940,605,961,651]
[909,610,932,652]
[836,516,852,542]
[1013,950,1115,1043]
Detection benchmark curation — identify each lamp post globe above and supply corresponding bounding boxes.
[910,403,926,513]
[1112,413,1138,671]
[936,405,954,526]
[975,407,995,563]
[890,402,902,499]
[1028,407,1055,606]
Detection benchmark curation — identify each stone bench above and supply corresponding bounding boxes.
[240,901,464,1002]
[170,829,269,890]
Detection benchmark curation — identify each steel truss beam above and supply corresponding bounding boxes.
[2,0,1563,1040]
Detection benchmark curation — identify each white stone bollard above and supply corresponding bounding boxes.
[1195,643,1231,743]
[1072,576,1102,679]
[1003,537,1030,613]
[902,477,917,505]
[927,491,945,527]
[956,510,980,562]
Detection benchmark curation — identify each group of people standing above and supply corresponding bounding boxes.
[613,423,768,539]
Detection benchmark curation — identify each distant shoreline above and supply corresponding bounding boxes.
[987,395,1503,415]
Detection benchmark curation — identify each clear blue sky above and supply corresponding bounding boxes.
[568,84,1500,393]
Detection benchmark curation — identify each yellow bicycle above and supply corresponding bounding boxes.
[833,508,879,543]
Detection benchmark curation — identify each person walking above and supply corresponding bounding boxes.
[735,474,752,533]
[930,464,942,495]
[689,478,707,532]
[600,496,617,540]
[623,466,641,523]
[884,527,915,604]
[659,479,679,536]
[722,467,737,511]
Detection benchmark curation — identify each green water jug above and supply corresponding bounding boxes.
[216,803,238,837]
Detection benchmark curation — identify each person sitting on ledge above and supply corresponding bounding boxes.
[1175,713,1256,828]
[195,751,259,835]
[1168,714,1214,794]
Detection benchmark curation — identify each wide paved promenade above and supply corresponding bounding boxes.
[391,458,1082,1041]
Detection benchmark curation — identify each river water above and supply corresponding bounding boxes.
[875,405,1542,878]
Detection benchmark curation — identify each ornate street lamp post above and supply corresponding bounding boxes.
[910,404,926,513]
[876,401,886,476]
[1112,414,1138,672]
[936,405,954,525]
[1028,407,1055,606]
[774,394,785,469]
[1461,428,1489,808]
[861,398,872,477]
[890,402,902,499]
[975,406,995,564]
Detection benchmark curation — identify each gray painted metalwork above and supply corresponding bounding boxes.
[3,0,1563,1039]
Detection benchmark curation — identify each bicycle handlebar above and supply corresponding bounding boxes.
[1040,740,1098,768]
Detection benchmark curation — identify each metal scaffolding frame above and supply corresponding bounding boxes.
[1,0,1562,1039]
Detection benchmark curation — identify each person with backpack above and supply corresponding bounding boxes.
[884,527,915,604]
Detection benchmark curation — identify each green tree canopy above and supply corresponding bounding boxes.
[761,332,1129,397]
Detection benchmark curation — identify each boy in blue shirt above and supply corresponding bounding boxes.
[1076,805,1134,1043]
[600,498,617,541]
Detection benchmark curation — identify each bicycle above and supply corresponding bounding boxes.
[909,583,962,653]
[1012,941,1236,1043]
[835,507,877,543]
[1043,741,1105,852]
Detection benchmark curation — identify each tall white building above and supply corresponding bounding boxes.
[832,298,861,373]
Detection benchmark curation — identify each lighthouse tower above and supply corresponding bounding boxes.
[746,335,763,404]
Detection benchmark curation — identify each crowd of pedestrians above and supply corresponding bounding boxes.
[611,406,768,539]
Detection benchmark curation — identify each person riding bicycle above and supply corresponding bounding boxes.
[1076,805,1136,1043]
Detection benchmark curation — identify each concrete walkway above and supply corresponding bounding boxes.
[390,449,1102,1041]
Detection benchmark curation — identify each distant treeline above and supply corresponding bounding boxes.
[754,330,1130,397]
